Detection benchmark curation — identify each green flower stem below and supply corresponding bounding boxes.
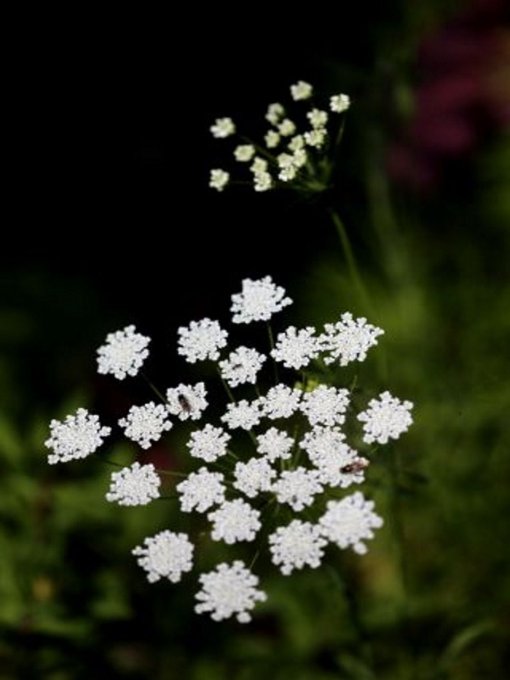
[266,322,279,384]
[141,372,166,404]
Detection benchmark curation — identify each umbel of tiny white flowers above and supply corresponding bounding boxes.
[45,275,413,625]
[208,79,351,195]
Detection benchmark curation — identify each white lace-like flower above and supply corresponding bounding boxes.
[119,402,172,449]
[271,326,319,370]
[97,325,150,380]
[231,276,292,324]
[320,313,384,366]
[219,346,266,387]
[278,118,296,137]
[290,80,313,101]
[106,462,161,506]
[300,427,367,488]
[45,408,111,465]
[208,499,261,544]
[264,130,280,148]
[233,458,276,498]
[272,467,323,511]
[133,530,194,583]
[166,382,208,421]
[221,399,261,430]
[330,93,351,113]
[176,467,226,513]
[210,117,235,138]
[357,391,413,444]
[266,102,285,125]
[304,128,327,149]
[277,151,307,182]
[253,171,273,192]
[187,424,230,462]
[251,157,269,174]
[288,134,305,152]
[307,108,328,128]
[319,492,383,555]
[177,318,228,363]
[195,561,267,623]
[209,169,230,191]
[234,144,255,162]
[269,520,327,575]
[256,427,294,462]
[301,385,350,427]
[259,384,302,419]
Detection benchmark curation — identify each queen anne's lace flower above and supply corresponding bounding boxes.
[253,171,272,192]
[300,427,367,488]
[269,520,327,575]
[259,384,302,419]
[233,457,276,498]
[97,325,150,380]
[209,169,230,191]
[133,530,194,583]
[319,492,383,554]
[45,408,111,464]
[195,561,267,623]
[187,424,230,463]
[320,313,384,366]
[272,467,323,511]
[106,462,161,506]
[219,346,266,387]
[271,326,319,370]
[231,276,292,324]
[166,382,208,421]
[251,157,268,174]
[330,93,351,113]
[301,385,350,427]
[210,117,235,138]
[256,427,294,462]
[357,391,414,444]
[119,402,172,449]
[177,319,228,363]
[304,128,327,148]
[176,467,226,513]
[278,118,296,137]
[234,144,255,162]
[208,499,261,544]
[266,102,285,125]
[264,130,280,148]
[290,80,313,101]
[307,108,328,128]
[221,400,261,430]
[288,134,305,152]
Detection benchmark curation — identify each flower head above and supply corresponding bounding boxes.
[187,423,230,463]
[319,492,383,555]
[259,384,302,419]
[210,117,235,138]
[290,80,313,101]
[195,561,267,623]
[106,462,161,506]
[231,276,292,324]
[271,326,319,370]
[357,391,414,444]
[133,530,194,583]
[219,346,266,387]
[177,319,228,363]
[256,427,294,462]
[221,399,261,430]
[177,467,226,513]
[166,382,208,421]
[208,499,261,544]
[233,457,276,498]
[320,313,384,366]
[269,520,326,575]
[119,402,172,449]
[97,325,150,380]
[45,408,111,465]
[266,102,285,125]
[209,169,230,192]
[272,467,323,511]
[307,108,328,128]
[330,93,351,113]
[234,144,255,162]
[300,385,350,427]
[264,130,280,148]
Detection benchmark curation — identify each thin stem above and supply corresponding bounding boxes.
[141,372,166,404]
[266,322,279,384]
[217,368,236,403]
[328,208,376,320]
[155,469,188,478]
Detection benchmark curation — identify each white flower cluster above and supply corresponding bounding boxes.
[208,80,351,194]
[46,276,413,625]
